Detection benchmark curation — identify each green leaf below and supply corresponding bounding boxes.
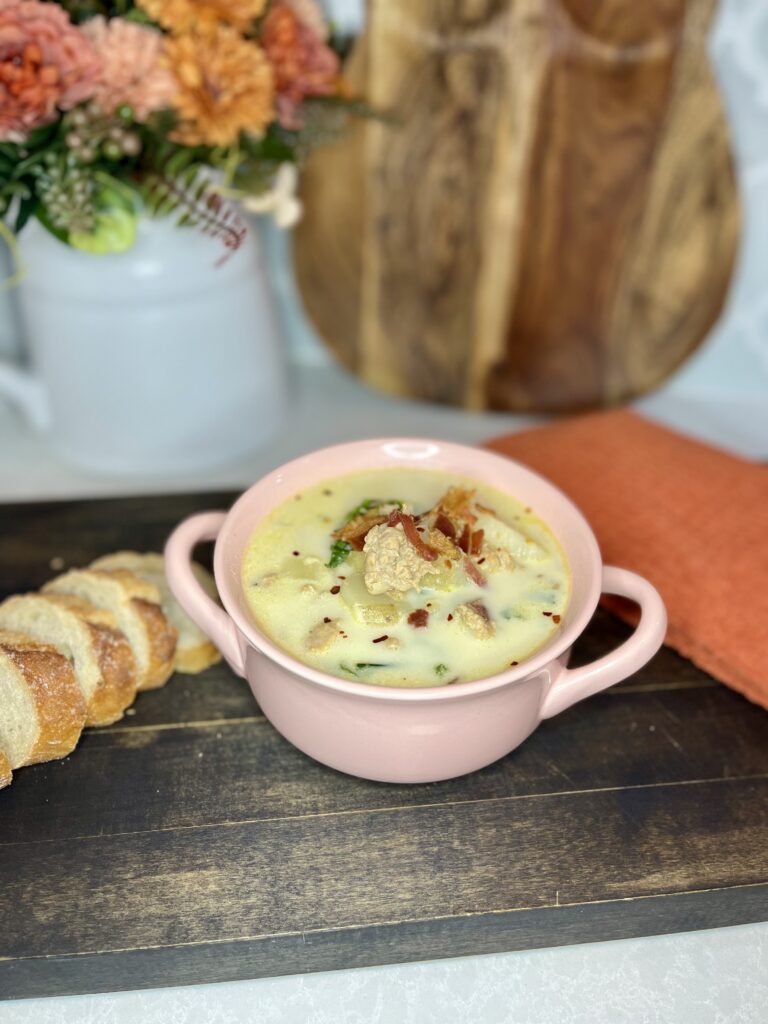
[327,539,352,569]
[23,122,59,151]
[344,498,403,523]
[33,206,69,245]
[434,664,448,677]
[70,207,137,254]
[14,195,36,233]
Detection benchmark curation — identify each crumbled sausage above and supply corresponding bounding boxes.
[305,619,341,652]
[456,601,495,639]
[363,524,435,595]
[480,547,518,573]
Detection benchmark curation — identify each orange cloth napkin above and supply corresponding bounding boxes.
[485,410,768,709]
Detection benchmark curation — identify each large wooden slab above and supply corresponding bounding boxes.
[0,493,766,1000]
[294,0,739,411]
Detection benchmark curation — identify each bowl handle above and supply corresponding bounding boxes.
[165,512,245,677]
[541,566,666,719]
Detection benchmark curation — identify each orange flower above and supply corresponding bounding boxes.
[166,27,274,147]
[137,0,267,34]
[260,1,339,129]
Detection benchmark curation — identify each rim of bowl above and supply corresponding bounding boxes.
[215,437,603,703]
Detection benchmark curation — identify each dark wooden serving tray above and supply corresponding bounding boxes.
[1,492,767,1001]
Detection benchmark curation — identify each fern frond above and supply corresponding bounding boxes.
[141,151,247,262]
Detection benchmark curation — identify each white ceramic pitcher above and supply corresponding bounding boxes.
[0,217,287,475]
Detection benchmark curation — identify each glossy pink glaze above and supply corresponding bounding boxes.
[165,438,667,783]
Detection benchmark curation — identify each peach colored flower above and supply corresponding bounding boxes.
[166,26,274,147]
[260,1,339,130]
[0,0,100,141]
[81,16,177,122]
[137,0,267,34]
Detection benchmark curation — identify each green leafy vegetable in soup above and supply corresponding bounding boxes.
[242,469,571,688]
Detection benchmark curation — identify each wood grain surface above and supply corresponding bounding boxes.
[1,492,766,1000]
[293,0,739,411]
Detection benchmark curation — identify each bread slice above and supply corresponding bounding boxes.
[43,569,177,691]
[0,630,85,768]
[0,593,137,726]
[91,551,221,674]
[0,750,12,790]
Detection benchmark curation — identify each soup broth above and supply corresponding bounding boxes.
[242,469,571,687]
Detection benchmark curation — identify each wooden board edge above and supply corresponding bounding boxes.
[2,883,766,1001]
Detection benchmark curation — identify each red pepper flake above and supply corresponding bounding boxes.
[552,614,561,624]
[372,634,388,644]
[457,524,471,553]
[323,617,331,623]
[407,609,429,628]
[542,611,552,617]
[338,575,346,580]
[388,510,438,561]
[444,559,453,568]
[477,557,486,565]
[524,506,532,513]
[330,585,341,595]
[434,513,456,539]
[447,613,453,621]
[510,661,519,666]
[292,550,300,556]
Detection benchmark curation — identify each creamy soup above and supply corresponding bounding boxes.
[242,469,571,687]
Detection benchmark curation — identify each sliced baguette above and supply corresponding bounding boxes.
[0,750,12,790]
[91,551,221,674]
[0,630,85,768]
[44,569,177,691]
[0,593,137,726]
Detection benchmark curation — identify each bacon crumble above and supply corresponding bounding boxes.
[407,609,429,628]
[388,510,438,561]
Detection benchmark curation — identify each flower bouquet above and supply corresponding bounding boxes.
[0,0,363,258]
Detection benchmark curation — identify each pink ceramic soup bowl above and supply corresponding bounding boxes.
[165,438,666,784]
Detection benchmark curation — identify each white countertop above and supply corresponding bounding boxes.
[1,355,766,505]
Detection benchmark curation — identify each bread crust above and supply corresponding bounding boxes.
[91,551,221,675]
[174,641,222,675]
[43,569,178,692]
[0,631,85,767]
[131,598,177,690]
[0,750,12,790]
[0,593,138,728]
[84,621,137,725]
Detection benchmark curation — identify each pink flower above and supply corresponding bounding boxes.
[0,0,100,141]
[81,16,177,122]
